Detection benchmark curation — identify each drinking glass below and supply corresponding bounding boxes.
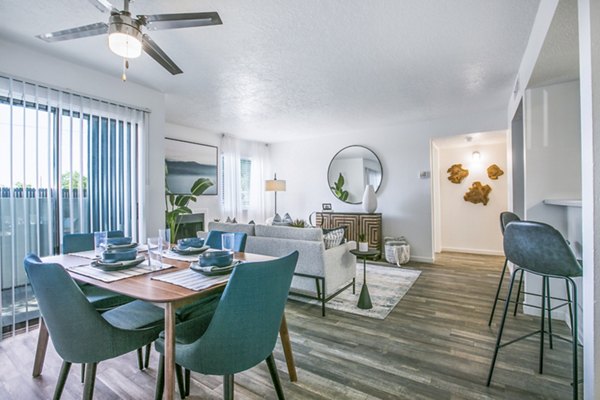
[147,237,162,269]
[222,233,235,251]
[159,228,171,251]
[94,231,107,257]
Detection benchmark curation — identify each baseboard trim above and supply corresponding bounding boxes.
[441,247,503,256]
[409,255,434,264]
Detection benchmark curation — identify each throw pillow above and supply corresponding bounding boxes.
[272,212,293,226]
[248,220,255,225]
[323,228,345,249]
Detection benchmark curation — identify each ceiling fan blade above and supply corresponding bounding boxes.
[140,12,222,31]
[87,0,118,14]
[142,34,183,75]
[36,22,109,42]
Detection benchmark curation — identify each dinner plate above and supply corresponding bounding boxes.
[171,245,210,255]
[91,255,146,271]
[189,260,241,276]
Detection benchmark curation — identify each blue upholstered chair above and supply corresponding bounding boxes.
[486,221,582,400]
[24,254,164,400]
[62,230,125,254]
[155,251,299,400]
[204,230,247,252]
[176,231,248,322]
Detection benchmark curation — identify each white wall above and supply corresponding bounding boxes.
[524,80,582,227]
[270,111,507,262]
[164,122,222,224]
[0,38,166,238]
[437,141,508,255]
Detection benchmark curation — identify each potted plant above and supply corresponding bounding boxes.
[165,165,214,243]
[358,233,369,252]
[330,173,349,202]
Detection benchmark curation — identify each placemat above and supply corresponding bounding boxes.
[151,268,229,291]
[66,261,174,283]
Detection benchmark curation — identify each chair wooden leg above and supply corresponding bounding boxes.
[539,276,547,374]
[488,258,509,326]
[137,348,144,370]
[224,374,234,400]
[513,269,524,316]
[185,369,191,396]
[155,355,165,400]
[83,362,97,400]
[545,277,554,349]
[266,354,285,400]
[175,364,186,399]
[52,361,72,400]
[487,269,518,386]
[144,343,152,369]
[569,278,579,400]
[33,318,49,377]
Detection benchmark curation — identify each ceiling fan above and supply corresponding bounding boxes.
[36,0,222,77]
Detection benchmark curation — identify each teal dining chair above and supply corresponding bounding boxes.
[204,231,247,251]
[24,254,165,400]
[154,251,299,400]
[176,230,248,322]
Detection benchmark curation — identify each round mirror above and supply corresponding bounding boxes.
[327,145,383,204]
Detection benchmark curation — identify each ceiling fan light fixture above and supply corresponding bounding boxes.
[108,14,142,58]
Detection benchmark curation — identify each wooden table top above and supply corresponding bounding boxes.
[44,252,274,305]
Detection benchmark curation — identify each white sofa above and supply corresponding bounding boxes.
[201,222,357,316]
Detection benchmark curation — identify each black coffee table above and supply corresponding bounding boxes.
[350,249,380,309]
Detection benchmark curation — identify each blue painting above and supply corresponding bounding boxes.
[165,138,218,195]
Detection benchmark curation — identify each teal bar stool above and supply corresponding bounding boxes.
[486,221,582,400]
[155,251,299,400]
[488,211,521,325]
[24,254,164,400]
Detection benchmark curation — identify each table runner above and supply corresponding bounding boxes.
[66,261,174,283]
[151,268,229,291]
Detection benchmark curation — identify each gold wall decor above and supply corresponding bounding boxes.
[487,164,504,180]
[447,163,469,184]
[464,181,492,205]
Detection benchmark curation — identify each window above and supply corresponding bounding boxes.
[0,76,146,337]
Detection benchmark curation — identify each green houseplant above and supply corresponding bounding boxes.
[358,233,369,252]
[165,166,214,243]
[330,173,349,202]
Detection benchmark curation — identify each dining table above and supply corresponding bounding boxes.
[38,251,298,400]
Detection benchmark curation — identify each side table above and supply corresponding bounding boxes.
[350,249,380,309]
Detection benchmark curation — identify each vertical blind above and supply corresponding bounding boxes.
[0,75,148,338]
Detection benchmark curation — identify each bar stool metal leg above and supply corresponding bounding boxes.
[488,258,508,326]
[565,280,574,335]
[513,269,524,316]
[486,268,518,386]
[539,275,546,374]
[545,277,553,350]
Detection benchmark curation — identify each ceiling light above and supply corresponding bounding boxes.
[472,151,481,161]
[108,14,143,59]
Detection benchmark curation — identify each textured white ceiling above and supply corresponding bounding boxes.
[528,0,579,88]
[0,1,540,143]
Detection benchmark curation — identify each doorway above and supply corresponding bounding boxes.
[431,130,510,259]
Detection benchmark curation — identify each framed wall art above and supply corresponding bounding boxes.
[165,138,218,195]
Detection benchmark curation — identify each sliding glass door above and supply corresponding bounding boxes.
[0,76,146,337]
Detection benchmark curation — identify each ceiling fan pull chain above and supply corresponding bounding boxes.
[121,57,129,82]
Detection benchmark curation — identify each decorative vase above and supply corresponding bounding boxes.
[362,184,377,213]
[358,242,369,252]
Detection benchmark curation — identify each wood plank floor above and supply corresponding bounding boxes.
[0,252,581,399]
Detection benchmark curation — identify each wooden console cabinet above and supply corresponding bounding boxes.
[316,212,382,253]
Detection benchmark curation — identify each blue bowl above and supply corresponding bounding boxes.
[199,250,233,267]
[102,248,137,262]
[177,237,205,249]
[107,237,132,246]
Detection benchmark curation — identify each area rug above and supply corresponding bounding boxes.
[291,263,421,320]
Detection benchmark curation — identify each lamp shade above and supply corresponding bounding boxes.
[265,179,286,192]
